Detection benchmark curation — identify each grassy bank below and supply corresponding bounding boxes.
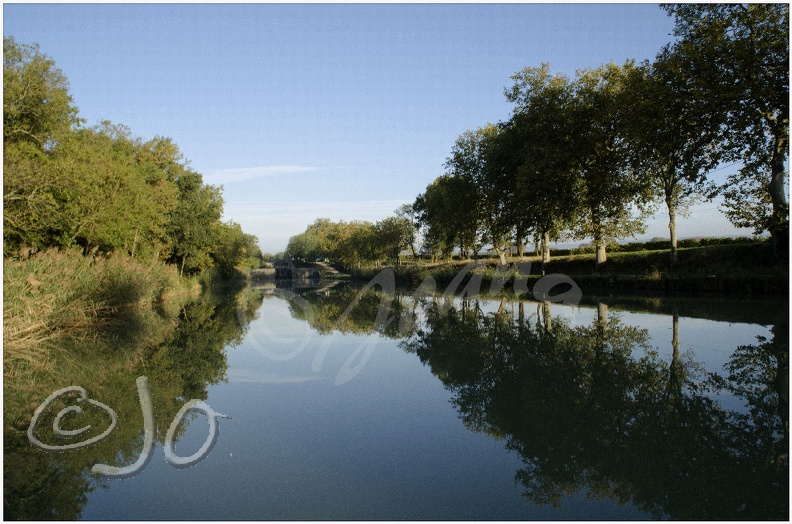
[348,241,788,296]
[3,247,200,372]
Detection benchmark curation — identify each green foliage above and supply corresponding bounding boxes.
[662,4,789,254]
[568,62,652,260]
[210,221,248,276]
[721,166,779,234]
[286,228,322,262]
[405,5,788,267]
[444,125,507,260]
[241,233,264,269]
[395,203,421,257]
[623,54,722,262]
[165,169,224,275]
[3,37,261,275]
[3,37,79,148]
[414,174,485,259]
[502,64,579,251]
[374,216,413,264]
[286,215,415,270]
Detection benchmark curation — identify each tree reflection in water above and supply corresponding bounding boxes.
[286,283,790,520]
[398,294,788,520]
[276,281,786,520]
[5,279,787,520]
[3,284,265,520]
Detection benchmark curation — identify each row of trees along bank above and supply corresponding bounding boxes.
[286,211,415,271]
[413,5,788,269]
[3,36,263,276]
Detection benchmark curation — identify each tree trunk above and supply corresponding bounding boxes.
[597,302,608,326]
[540,231,551,276]
[594,224,607,271]
[541,300,552,332]
[595,242,607,270]
[497,247,507,266]
[668,202,678,264]
[666,312,682,407]
[596,302,608,345]
[769,138,789,260]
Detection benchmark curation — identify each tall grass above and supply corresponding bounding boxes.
[4,247,198,369]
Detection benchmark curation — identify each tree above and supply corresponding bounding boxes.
[503,64,580,272]
[570,62,653,269]
[662,4,789,258]
[166,170,224,275]
[626,54,722,263]
[444,125,510,263]
[3,123,177,256]
[349,221,380,266]
[3,37,79,148]
[3,37,257,278]
[413,175,482,260]
[720,166,776,235]
[3,141,64,253]
[286,230,321,262]
[211,221,248,276]
[241,233,263,269]
[374,216,413,265]
[395,204,421,258]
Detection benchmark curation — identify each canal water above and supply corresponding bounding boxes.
[6,278,788,520]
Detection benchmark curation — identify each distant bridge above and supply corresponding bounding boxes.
[249,262,321,283]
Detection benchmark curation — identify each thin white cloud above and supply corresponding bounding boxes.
[206,165,317,184]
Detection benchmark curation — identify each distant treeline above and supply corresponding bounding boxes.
[3,37,262,276]
[285,212,415,270]
[285,5,788,271]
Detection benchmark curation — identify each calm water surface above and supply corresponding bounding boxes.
[5,279,788,520]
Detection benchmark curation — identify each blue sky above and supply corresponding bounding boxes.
[4,3,755,253]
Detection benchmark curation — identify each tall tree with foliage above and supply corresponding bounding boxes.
[445,124,511,264]
[3,37,79,148]
[625,54,722,264]
[3,36,262,277]
[503,64,580,271]
[374,216,413,265]
[395,204,421,258]
[166,170,224,275]
[570,62,652,269]
[662,4,789,258]
[211,221,249,276]
[414,175,483,260]
[4,37,81,254]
